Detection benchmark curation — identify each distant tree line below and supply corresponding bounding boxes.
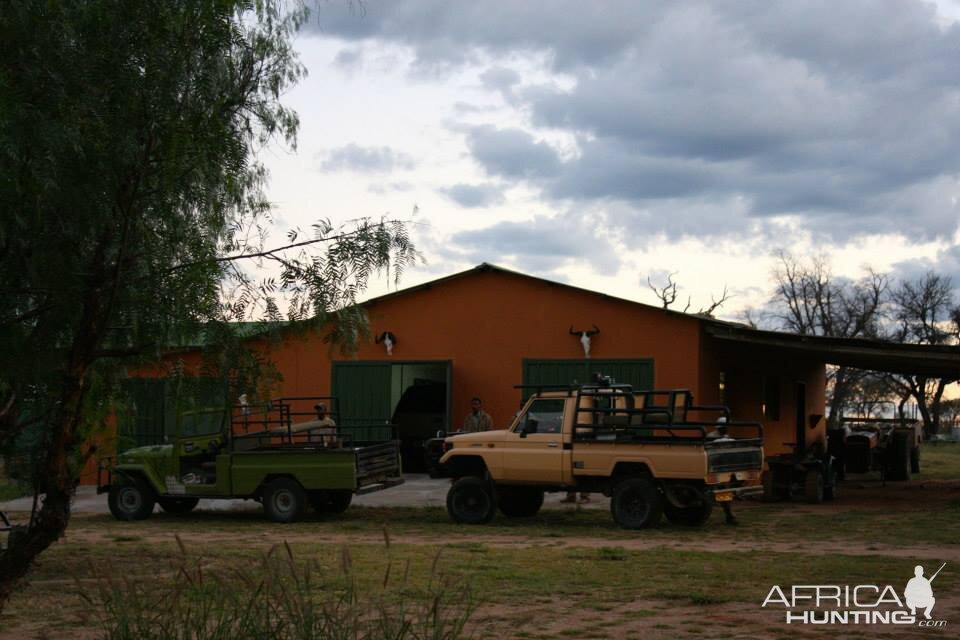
[749,253,959,437]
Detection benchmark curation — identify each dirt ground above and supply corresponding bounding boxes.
[1,478,958,639]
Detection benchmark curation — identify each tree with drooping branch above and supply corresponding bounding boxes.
[0,0,418,607]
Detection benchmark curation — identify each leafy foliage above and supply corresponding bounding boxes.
[0,0,417,605]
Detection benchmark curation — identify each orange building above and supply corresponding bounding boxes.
[89,263,958,482]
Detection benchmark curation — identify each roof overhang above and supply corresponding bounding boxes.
[704,322,960,378]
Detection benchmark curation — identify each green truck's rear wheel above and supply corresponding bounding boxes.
[262,478,307,523]
[108,477,156,521]
[611,477,663,529]
[158,497,199,514]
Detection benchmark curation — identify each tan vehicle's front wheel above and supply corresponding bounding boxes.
[611,477,663,529]
[446,477,497,524]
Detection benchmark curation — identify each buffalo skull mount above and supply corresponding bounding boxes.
[569,325,600,358]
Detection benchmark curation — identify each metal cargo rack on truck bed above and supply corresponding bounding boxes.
[565,385,764,448]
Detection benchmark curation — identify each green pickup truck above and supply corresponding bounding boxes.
[98,396,403,523]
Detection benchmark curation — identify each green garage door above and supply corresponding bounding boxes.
[331,362,393,443]
[522,359,654,398]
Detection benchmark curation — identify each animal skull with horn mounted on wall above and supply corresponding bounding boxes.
[375,331,397,356]
[569,325,600,358]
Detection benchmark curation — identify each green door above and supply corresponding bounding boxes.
[521,359,654,398]
[118,377,227,451]
[332,362,393,443]
[118,379,168,450]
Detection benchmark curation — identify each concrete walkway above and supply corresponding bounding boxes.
[0,474,608,515]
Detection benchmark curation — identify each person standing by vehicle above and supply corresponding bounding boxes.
[463,396,493,433]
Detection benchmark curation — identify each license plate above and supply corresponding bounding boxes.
[715,491,734,502]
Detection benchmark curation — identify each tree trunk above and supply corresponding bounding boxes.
[0,362,90,611]
[827,367,851,427]
[0,272,105,612]
[0,369,86,612]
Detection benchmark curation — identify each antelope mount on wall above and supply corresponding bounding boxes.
[375,331,397,356]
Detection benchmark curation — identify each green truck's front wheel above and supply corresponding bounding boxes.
[262,478,307,523]
[108,478,156,521]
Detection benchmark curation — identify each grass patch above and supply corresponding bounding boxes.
[918,441,960,480]
[596,546,629,561]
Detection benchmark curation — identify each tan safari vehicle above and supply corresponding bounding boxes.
[438,379,764,529]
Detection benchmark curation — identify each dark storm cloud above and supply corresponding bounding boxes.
[439,182,506,208]
[465,125,561,180]
[318,144,415,173]
[892,244,960,292]
[309,0,960,245]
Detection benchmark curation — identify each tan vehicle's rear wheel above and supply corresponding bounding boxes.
[447,477,497,524]
[611,477,663,529]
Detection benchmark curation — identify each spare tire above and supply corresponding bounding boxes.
[664,500,713,526]
[158,497,199,514]
[497,486,544,518]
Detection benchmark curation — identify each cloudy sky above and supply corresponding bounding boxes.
[260,0,960,319]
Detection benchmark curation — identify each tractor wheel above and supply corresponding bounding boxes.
[108,477,156,521]
[885,433,912,481]
[309,490,353,515]
[158,497,199,514]
[610,477,663,530]
[803,468,824,504]
[262,478,307,523]
[823,467,839,502]
[910,447,921,475]
[446,477,497,524]
[497,486,544,518]
[664,500,713,526]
